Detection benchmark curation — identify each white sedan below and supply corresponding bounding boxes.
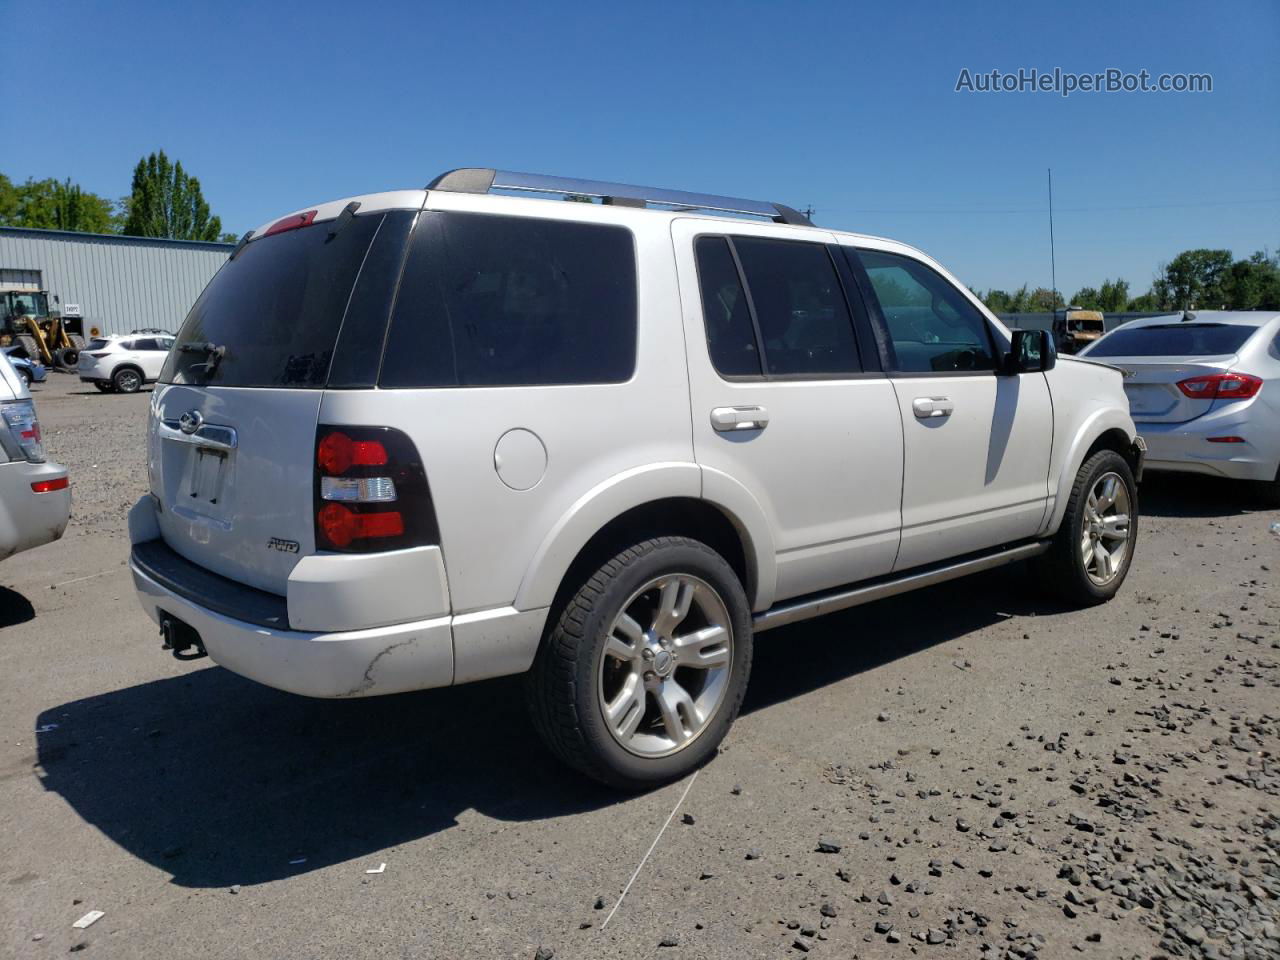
[1081,311,1280,503]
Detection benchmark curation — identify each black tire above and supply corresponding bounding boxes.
[13,334,39,362]
[1035,449,1138,606]
[527,537,753,791]
[112,366,143,393]
[54,347,79,369]
[1253,467,1280,508]
[68,334,86,350]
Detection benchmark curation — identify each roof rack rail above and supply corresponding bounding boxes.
[426,168,814,227]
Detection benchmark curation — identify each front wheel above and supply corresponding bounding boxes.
[527,537,753,790]
[1035,449,1138,605]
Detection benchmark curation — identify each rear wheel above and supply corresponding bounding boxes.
[112,367,143,393]
[54,347,79,369]
[1035,450,1138,605]
[527,537,753,790]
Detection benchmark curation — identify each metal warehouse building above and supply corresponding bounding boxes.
[0,227,232,337]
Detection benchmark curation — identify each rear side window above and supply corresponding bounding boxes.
[1086,323,1258,358]
[163,213,388,387]
[857,250,997,373]
[693,235,861,378]
[379,212,636,388]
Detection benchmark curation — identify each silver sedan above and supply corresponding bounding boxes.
[1080,311,1280,503]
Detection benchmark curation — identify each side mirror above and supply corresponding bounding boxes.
[1004,329,1056,374]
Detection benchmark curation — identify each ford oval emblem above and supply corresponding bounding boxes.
[178,410,203,434]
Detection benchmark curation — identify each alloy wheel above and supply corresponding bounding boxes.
[598,574,734,758]
[1081,471,1131,585]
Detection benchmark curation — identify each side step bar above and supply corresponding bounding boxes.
[753,540,1051,633]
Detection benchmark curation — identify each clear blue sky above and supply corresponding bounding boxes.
[4,0,1277,298]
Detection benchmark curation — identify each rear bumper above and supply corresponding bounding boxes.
[1136,415,1278,481]
[0,460,70,560]
[131,550,455,698]
[128,497,547,698]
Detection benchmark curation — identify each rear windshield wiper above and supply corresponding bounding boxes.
[178,342,226,380]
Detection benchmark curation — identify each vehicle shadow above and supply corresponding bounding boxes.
[34,567,1043,889]
[0,586,36,628]
[1139,472,1263,518]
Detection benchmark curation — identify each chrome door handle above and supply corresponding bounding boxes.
[711,405,770,432]
[912,396,954,419]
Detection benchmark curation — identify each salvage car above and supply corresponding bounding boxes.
[1081,311,1280,504]
[129,169,1144,788]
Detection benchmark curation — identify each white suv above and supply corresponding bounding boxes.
[129,169,1145,788]
[78,333,175,393]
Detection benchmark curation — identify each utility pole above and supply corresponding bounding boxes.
[1048,168,1058,313]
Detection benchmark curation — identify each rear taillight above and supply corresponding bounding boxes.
[1176,373,1263,400]
[313,426,438,553]
[31,476,69,493]
[0,400,45,462]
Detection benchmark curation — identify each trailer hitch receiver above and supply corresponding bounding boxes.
[159,613,207,661]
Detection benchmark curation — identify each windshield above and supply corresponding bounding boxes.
[1086,322,1258,358]
[162,212,398,388]
[5,292,49,319]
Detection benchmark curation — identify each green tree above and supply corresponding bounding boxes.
[0,173,116,233]
[1153,249,1233,310]
[1070,286,1101,310]
[1223,250,1280,310]
[1097,278,1129,313]
[1126,290,1160,311]
[1026,287,1064,312]
[122,150,223,241]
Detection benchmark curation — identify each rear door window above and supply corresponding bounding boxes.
[694,236,761,377]
[1087,323,1258,357]
[379,212,636,388]
[692,235,862,378]
[732,237,861,377]
[163,212,393,387]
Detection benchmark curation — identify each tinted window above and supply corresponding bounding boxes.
[163,213,387,387]
[731,237,860,376]
[694,236,761,376]
[1086,323,1258,358]
[380,212,636,388]
[133,338,158,351]
[859,250,996,373]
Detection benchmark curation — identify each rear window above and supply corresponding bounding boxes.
[86,338,110,351]
[378,212,636,388]
[1087,323,1258,358]
[162,212,395,387]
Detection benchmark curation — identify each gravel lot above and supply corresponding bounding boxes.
[1,373,1277,960]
